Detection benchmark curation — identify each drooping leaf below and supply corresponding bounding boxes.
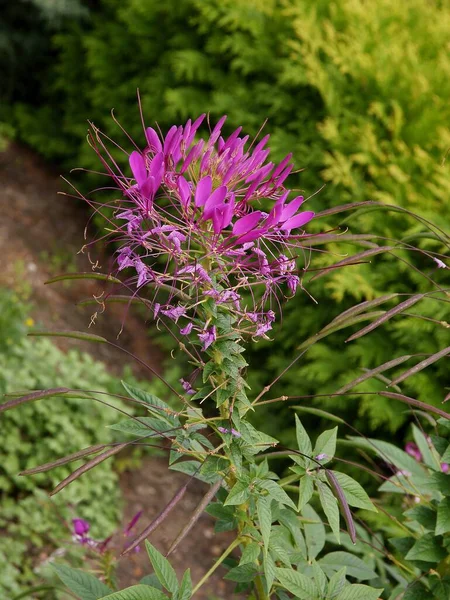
[316,480,340,543]
[257,495,272,556]
[46,272,122,285]
[52,564,112,600]
[298,474,314,511]
[29,330,108,343]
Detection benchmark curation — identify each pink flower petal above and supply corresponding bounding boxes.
[280,211,314,233]
[129,152,147,187]
[195,176,212,207]
[145,127,162,153]
[232,211,263,235]
[280,195,305,222]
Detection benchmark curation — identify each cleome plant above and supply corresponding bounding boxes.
[3,111,450,600]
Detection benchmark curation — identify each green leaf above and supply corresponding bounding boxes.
[347,438,424,477]
[303,504,326,561]
[311,563,327,596]
[257,495,272,556]
[405,533,446,563]
[29,330,107,344]
[100,587,168,600]
[316,481,340,543]
[145,542,179,595]
[403,582,431,600]
[404,505,436,530]
[264,552,277,593]
[436,498,450,535]
[177,570,192,600]
[412,424,438,469]
[298,474,314,511]
[313,427,338,464]
[295,415,312,465]
[330,471,377,512]
[239,542,261,565]
[52,564,112,600]
[259,479,297,511]
[276,568,319,599]
[319,552,377,581]
[336,584,383,600]
[327,567,347,599]
[224,563,257,582]
[431,472,450,495]
[109,418,176,438]
[224,479,251,505]
[122,382,179,425]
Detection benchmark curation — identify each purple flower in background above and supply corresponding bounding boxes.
[405,442,422,462]
[433,257,447,269]
[73,518,90,537]
[442,463,449,473]
[123,510,143,537]
[180,378,196,395]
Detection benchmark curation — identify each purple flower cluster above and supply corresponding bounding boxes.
[91,114,314,343]
[71,511,143,553]
[405,441,449,472]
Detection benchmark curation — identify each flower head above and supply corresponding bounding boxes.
[86,114,315,345]
[405,442,422,462]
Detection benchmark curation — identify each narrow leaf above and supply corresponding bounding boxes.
[293,406,345,424]
[336,584,383,600]
[436,498,450,535]
[346,295,425,342]
[177,570,192,600]
[316,480,340,543]
[29,330,108,344]
[298,475,314,511]
[145,542,178,595]
[46,272,122,285]
[257,496,272,556]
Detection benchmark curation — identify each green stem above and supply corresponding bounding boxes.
[192,537,242,595]
[255,573,269,600]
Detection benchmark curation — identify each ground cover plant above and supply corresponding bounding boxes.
[3,111,449,600]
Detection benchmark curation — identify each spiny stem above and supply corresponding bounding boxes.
[192,537,242,594]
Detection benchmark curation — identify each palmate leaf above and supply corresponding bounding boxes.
[52,564,112,600]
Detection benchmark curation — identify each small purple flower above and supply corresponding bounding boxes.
[160,305,186,323]
[405,442,422,462]
[73,518,90,537]
[180,322,193,335]
[315,453,328,461]
[218,426,241,438]
[442,463,449,473]
[433,257,447,269]
[198,326,217,351]
[180,378,196,395]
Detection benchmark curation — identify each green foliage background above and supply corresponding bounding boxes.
[0,289,126,596]
[3,0,450,439]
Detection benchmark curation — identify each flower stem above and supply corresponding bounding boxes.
[192,537,242,595]
[255,573,269,600]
